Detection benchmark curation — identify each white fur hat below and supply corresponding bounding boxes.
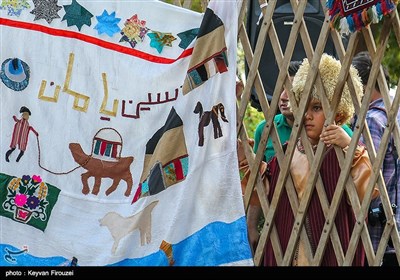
[291,53,363,124]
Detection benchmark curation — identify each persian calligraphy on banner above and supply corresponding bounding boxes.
[0,0,253,266]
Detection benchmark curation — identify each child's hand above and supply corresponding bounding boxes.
[320,124,351,149]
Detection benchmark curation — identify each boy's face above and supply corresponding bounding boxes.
[22,112,30,120]
[279,76,294,120]
[304,98,325,145]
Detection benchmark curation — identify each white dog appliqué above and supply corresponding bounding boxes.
[99,200,159,254]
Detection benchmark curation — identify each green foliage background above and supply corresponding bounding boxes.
[378,6,400,88]
[163,0,203,12]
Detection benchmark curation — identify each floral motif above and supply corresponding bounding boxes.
[119,14,149,48]
[2,174,49,223]
[0,0,30,17]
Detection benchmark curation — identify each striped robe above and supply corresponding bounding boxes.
[263,143,375,266]
[10,116,37,151]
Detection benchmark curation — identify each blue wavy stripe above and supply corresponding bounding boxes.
[0,246,68,266]
[1,216,252,266]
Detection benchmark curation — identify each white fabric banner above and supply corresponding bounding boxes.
[0,0,253,266]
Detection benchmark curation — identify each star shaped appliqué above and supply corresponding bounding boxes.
[94,10,121,37]
[147,32,176,53]
[62,0,93,31]
[30,0,62,24]
[177,28,199,49]
[0,0,30,17]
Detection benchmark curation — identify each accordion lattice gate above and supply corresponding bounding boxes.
[175,0,400,267]
[234,0,400,266]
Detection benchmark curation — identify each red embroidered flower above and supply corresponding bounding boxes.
[32,175,42,184]
[15,193,28,207]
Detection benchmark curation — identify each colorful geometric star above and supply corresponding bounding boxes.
[147,32,176,53]
[94,10,121,37]
[62,0,93,31]
[119,14,149,49]
[30,0,62,24]
[177,28,199,49]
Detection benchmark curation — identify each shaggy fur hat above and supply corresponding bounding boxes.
[291,53,363,124]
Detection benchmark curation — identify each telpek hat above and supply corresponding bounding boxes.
[0,58,30,91]
[291,53,363,125]
[19,106,31,116]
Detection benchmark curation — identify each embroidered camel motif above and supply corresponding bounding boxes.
[193,101,228,146]
[99,200,159,254]
[69,143,134,197]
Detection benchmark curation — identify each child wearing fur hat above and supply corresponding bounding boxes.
[5,106,39,162]
[263,54,379,266]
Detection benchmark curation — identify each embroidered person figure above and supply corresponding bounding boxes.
[5,106,38,162]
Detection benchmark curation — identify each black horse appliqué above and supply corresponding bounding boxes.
[193,101,228,146]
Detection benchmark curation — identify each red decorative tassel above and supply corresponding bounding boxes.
[328,0,398,35]
[352,12,362,31]
[381,0,389,14]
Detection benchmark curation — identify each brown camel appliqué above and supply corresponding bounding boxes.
[69,128,134,197]
[193,101,228,146]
